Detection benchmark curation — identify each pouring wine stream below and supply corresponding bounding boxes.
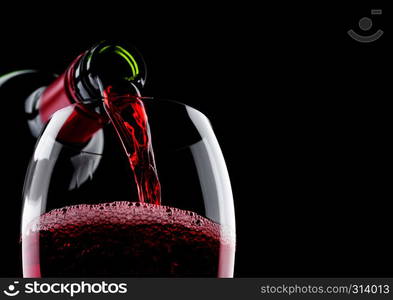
[60,41,162,205]
[102,86,161,205]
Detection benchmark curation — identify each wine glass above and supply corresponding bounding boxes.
[21,98,236,277]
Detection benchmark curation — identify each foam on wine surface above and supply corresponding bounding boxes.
[22,201,235,277]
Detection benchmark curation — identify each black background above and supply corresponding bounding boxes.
[0,2,390,277]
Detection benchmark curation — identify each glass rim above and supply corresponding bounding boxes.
[45,98,211,157]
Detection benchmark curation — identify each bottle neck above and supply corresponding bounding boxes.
[37,54,106,145]
[39,54,84,123]
[31,41,146,144]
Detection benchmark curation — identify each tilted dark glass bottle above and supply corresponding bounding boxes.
[28,41,147,144]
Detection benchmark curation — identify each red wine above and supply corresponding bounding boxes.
[22,202,235,277]
[103,87,161,205]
